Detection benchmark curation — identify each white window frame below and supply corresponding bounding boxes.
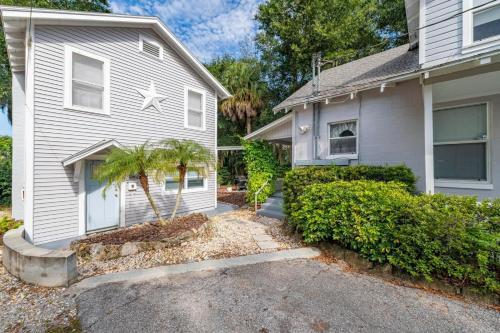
[184,86,206,131]
[139,34,164,60]
[462,0,500,53]
[327,119,358,159]
[162,169,208,195]
[64,46,110,115]
[433,102,492,190]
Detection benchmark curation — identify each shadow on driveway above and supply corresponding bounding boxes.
[76,259,499,333]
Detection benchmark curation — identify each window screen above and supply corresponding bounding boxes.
[473,4,500,41]
[72,53,104,110]
[187,90,203,128]
[433,104,488,181]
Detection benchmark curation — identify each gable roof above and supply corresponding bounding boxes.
[62,139,122,167]
[274,44,420,112]
[0,6,231,99]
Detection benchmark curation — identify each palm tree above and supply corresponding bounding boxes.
[93,142,167,224]
[158,139,214,220]
[220,61,264,135]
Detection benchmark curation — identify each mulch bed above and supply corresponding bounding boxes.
[75,214,209,246]
[217,190,246,207]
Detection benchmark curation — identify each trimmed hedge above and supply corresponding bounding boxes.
[291,180,500,292]
[283,165,417,215]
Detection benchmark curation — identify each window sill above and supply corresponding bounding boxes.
[184,125,206,132]
[162,187,208,195]
[435,180,493,190]
[462,36,500,55]
[64,106,110,116]
[326,154,358,160]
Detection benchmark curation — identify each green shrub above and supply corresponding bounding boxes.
[242,140,278,205]
[0,136,12,206]
[0,215,21,236]
[283,164,416,215]
[291,180,499,292]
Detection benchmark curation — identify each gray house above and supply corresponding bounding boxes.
[2,6,230,246]
[247,0,500,199]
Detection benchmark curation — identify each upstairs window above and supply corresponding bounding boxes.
[64,46,110,114]
[329,120,357,157]
[139,35,163,60]
[473,0,500,41]
[433,103,489,183]
[184,87,205,130]
[463,0,500,49]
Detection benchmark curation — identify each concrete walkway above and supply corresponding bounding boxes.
[223,217,280,250]
[71,248,320,292]
[76,258,500,333]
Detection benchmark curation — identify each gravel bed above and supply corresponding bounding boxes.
[0,209,301,331]
[77,209,302,279]
[0,265,76,333]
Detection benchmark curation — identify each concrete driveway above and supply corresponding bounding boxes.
[76,259,499,333]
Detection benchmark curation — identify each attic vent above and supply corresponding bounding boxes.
[140,35,163,59]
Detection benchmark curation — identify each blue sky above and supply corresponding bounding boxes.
[0,0,264,136]
[110,0,264,61]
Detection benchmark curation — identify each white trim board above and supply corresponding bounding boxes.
[62,139,122,167]
[184,86,206,131]
[64,45,111,115]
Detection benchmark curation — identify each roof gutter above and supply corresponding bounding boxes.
[273,71,422,113]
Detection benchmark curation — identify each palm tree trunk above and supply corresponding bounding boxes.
[139,173,164,224]
[246,117,252,135]
[171,166,186,220]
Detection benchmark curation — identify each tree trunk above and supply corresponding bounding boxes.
[246,117,252,135]
[171,165,187,220]
[138,173,164,224]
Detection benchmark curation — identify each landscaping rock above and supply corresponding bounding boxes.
[120,242,139,257]
[89,243,104,259]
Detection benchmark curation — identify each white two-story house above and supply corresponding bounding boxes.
[1,6,230,246]
[246,0,500,199]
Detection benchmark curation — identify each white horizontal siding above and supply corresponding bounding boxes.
[33,26,217,244]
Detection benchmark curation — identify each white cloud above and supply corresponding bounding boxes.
[109,0,263,61]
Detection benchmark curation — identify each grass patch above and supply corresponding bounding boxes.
[45,318,82,333]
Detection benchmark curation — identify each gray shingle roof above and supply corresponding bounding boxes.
[274,44,420,111]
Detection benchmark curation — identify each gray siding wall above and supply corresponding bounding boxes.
[293,80,427,192]
[260,120,292,141]
[33,26,216,244]
[11,72,25,220]
[424,0,463,67]
[434,93,500,199]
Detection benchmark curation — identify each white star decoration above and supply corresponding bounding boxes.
[136,81,166,113]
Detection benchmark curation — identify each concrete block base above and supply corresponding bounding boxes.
[2,226,78,287]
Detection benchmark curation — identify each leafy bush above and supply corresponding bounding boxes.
[0,136,12,206]
[291,180,500,292]
[283,164,417,215]
[242,140,278,205]
[0,215,21,237]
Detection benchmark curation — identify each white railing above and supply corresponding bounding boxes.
[254,179,270,212]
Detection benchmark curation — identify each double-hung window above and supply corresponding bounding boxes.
[433,103,489,185]
[185,87,205,130]
[463,0,500,49]
[164,169,207,194]
[329,120,357,157]
[64,46,110,114]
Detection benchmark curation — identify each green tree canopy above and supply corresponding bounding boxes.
[0,0,111,123]
[255,0,408,102]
